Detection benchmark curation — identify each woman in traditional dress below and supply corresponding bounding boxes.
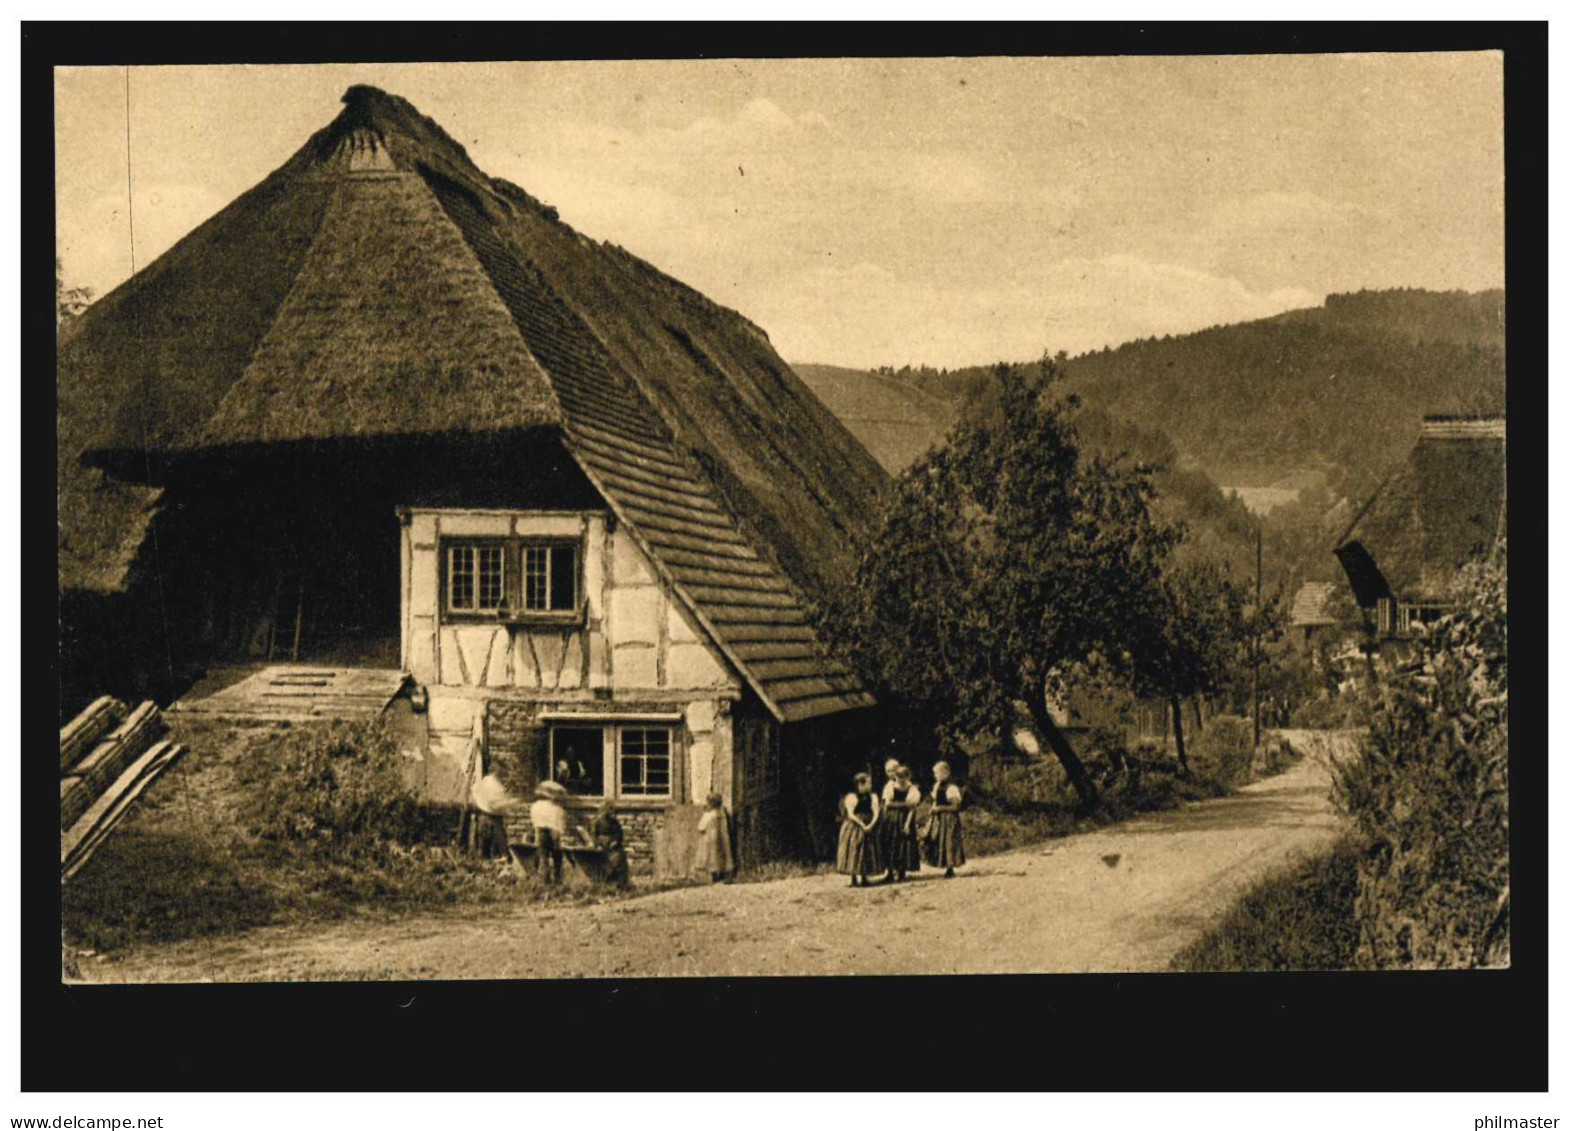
[923,760,966,878]
[696,792,735,883]
[591,800,631,890]
[880,762,922,883]
[836,772,882,887]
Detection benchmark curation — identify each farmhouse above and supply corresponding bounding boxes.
[57,86,889,868]
[1333,415,1506,641]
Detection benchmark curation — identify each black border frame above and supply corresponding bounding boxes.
[31,21,1544,1094]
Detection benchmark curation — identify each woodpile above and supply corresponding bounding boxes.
[59,697,184,884]
[59,696,125,772]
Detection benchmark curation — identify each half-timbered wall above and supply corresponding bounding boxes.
[401,507,740,698]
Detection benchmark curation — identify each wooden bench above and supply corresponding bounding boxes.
[508,835,612,882]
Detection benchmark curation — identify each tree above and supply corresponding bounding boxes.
[56,257,93,333]
[1131,560,1251,774]
[835,360,1176,808]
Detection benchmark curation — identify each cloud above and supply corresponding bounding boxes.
[1204,190,1365,233]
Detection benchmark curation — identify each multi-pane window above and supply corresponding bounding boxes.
[443,539,579,619]
[537,724,675,801]
[447,543,507,612]
[522,544,578,611]
[618,728,672,797]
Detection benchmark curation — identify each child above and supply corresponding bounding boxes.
[880,763,922,883]
[696,792,734,883]
[836,772,882,887]
[529,780,569,884]
[923,761,966,878]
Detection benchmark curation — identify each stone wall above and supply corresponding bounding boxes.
[503,806,664,875]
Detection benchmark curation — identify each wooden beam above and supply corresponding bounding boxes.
[59,697,125,773]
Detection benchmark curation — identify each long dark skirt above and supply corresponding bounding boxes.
[462,810,508,858]
[836,820,882,877]
[880,808,922,873]
[923,810,966,868]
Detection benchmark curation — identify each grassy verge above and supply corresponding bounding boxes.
[1169,836,1361,971]
[61,719,671,957]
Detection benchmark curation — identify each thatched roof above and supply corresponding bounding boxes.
[58,86,887,722]
[1334,416,1506,606]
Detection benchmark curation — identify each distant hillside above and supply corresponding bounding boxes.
[1058,289,1504,492]
[802,288,1505,495]
[791,287,1504,592]
[791,363,958,472]
[1264,288,1505,351]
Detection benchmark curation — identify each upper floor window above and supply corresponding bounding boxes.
[522,543,578,612]
[442,538,581,621]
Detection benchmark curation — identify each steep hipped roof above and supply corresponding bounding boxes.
[1334,416,1506,606]
[58,86,887,722]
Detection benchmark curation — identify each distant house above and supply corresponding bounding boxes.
[1287,581,1341,647]
[56,86,889,868]
[1334,416,1506,641]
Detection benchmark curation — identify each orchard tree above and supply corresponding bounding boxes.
[1130,559,1251,773]
[836,360,1176,809]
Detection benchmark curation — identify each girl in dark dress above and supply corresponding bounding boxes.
[835,772,882,887]
[880,763,922,883]
[923,760,966,877]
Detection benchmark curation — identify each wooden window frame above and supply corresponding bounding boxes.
[439,536,585,627]
[542,722,680,805]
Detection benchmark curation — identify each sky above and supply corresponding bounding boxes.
[55,55,1503,369]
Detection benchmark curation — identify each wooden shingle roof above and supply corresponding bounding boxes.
[58,86,883,724]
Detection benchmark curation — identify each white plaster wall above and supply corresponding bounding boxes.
[402,508,740,698]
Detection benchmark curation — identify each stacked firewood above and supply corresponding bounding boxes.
[60,697,185,883]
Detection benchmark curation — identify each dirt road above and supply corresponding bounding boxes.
[77,731,1352,981]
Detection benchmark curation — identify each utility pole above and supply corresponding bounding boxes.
[1252,524,1262,749]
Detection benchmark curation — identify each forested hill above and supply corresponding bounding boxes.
[797,288,1505,496]
[1059,288,1504,489]
[1262,288,1505,351]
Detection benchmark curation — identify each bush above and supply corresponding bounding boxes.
[1254,735,1300,778]
[1291,691,1364,730]
[246,718,426,853]
[1188,714,1255,788]
[1331,549,1508,969]
[1171,837,1362,971]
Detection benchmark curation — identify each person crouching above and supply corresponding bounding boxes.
[591,799,630,891]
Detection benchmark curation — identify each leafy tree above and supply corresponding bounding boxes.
[56,256,93,332]
[835,360,1176,808]
[1131,560,1251,773]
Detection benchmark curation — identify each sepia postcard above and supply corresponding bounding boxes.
[54,49,1509,1002]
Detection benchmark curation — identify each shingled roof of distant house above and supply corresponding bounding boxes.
[1334,415,1506,605]
[1288,582,1339,628]
[57,85,887,722]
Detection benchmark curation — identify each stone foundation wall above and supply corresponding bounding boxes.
[503,807,664,875]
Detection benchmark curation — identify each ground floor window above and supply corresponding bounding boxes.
[541,723,675,801]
